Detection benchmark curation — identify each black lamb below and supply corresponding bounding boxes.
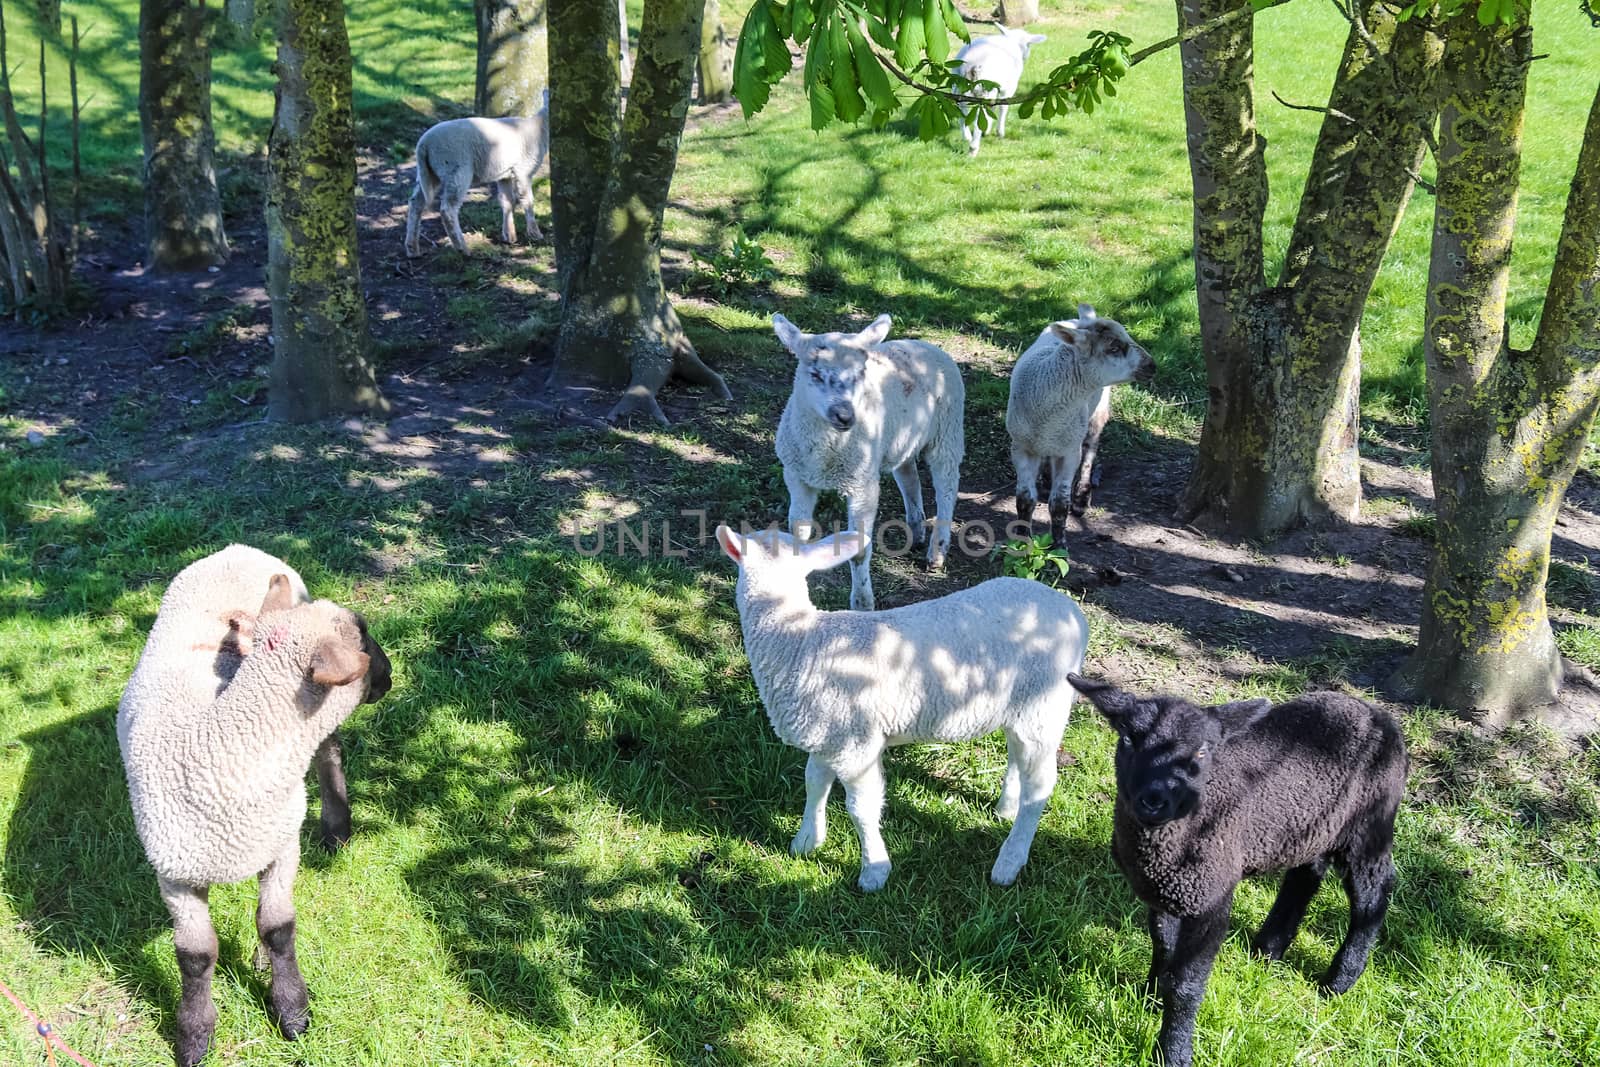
[1067,674,1409,1067]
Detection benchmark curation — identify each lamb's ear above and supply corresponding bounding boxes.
[715,524,744,564]
[1067,672,1138,726]
[260,573,296,614]
[772,314,805,355]
[1077,303,1096,321]
[1049,320,1083,346]
[309,638,370,688]
[857,314,892,347]
[801,530,867,572]
[1211,697,1274,738]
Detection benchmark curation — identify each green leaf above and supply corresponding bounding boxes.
[829,14,867,121]
[939,0,968,41]
[894,5,926,69]
[733,2,792,118]
[922,0,948,65]
[848,16,899,114]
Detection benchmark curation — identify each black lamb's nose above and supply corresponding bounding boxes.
[826,402,855,430]
[1135,786,1167,819]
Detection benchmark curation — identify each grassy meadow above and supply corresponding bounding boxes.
[3,0,1600,1065]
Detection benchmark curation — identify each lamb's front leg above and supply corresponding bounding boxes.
[159,879,218,1067]
[314,732,352,850]
[791,753,836,855]
[256,837,311,1040]
[1155,894,1234,1067]
[841,757,891,892]
[785,468,820,543]
[846,484,880,611]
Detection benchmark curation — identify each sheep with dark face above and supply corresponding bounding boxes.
[1006,306,1155,545]
[1067,674,1408,1067]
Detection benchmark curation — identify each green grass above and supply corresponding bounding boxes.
[4,0,1600,1065]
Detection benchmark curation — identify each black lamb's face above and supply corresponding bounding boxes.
[1067,674,1273,827]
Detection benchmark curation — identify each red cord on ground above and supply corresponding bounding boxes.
[0,974,102,1067]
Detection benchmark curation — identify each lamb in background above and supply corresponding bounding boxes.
[1068,674,1408,1067]
[118,546,393,1067]
[404,89,549,257]
[1006,304,1155,545]
[718,524,1089,891]
[954,25,1047,156]
[772,312,965,612]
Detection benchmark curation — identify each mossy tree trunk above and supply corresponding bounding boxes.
[37,0,58,33]
[697,0,732,105]
[547,0,729,424]
[223,0,252,30]
[997,0,1039,26]
[475,0,547,118]
[1392,16,1600,721]
[139,0,228,270]
[266,0,386,422]
[1174,0,1442,536]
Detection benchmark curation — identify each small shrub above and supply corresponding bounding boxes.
[688,230,777,298]
[1397,513,1437,542]
[992,533,1070,586]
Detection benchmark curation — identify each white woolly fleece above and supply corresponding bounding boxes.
[737,571,1087,779]
[1006,325,1107,460]
[118,547,365,888]
[414,115,548,198]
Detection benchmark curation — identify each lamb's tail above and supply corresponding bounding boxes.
[413,139,442,206]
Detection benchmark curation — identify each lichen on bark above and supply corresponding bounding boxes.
[1393,12,1600,722]
[139,0,228,271]
[476,0,547,118]
[546,0,729,424]
[266,0,386,422]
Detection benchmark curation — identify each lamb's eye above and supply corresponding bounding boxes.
[1118,735,1134,750]
[1109,340,1127,355]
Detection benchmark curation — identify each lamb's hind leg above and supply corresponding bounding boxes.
[315,732,352,850]
[1321,852,1395,994]
[891,459,927,552]
[404,183,431,258]
[514,171,542,240]
[841,755,891,892]
[1047,439,1084,548]
[990,732,1058,886]
[257,836,311,1039]
[494,179,517,244]
[791,753,836,855]
[161,879,219,1067]
[1012,446,1044,531]
[439,183,470,254]
[926,445,960,571]
[1252,858,1328,961]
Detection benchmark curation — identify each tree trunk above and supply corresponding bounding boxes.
[266,0,386,422]
[1176,0,1441,536]
[223,0,252,30]
[697,0,732,105]
[1394,18,1600,722]
[139,0,228,271]
[996,0,1039,26]
[37,0,58,33]
[618,0,632,85]
[548,0,729,424]
[475,0,547,118]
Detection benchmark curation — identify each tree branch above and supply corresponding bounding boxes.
[1271,88,1355,122]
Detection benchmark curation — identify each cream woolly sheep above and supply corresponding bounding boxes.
[772,312,965,612]
[717,524,1088,892]
[1007,304,1155,546]
[403,90,549,257]
[954,25,1046,156]
[118,546,392,1067]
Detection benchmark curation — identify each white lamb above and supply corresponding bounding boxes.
[717,524,1089,892]
[1007,304,1155,547]
[118,545,392,1067]
[403,90,549,257]
[954,25,1047,156]
[772,312,965,612]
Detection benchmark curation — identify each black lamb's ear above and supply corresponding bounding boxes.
[1211,697,1274,738]
[1068,673,1138,727]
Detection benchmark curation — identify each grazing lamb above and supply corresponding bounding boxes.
[1007,304,1155,546]
[403,89,549,257]
[1067,674,1408,1067]
[118,546,393,1067]
[718,524,1089,891]
[954,25,1047,156]
[772,312,965,612]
